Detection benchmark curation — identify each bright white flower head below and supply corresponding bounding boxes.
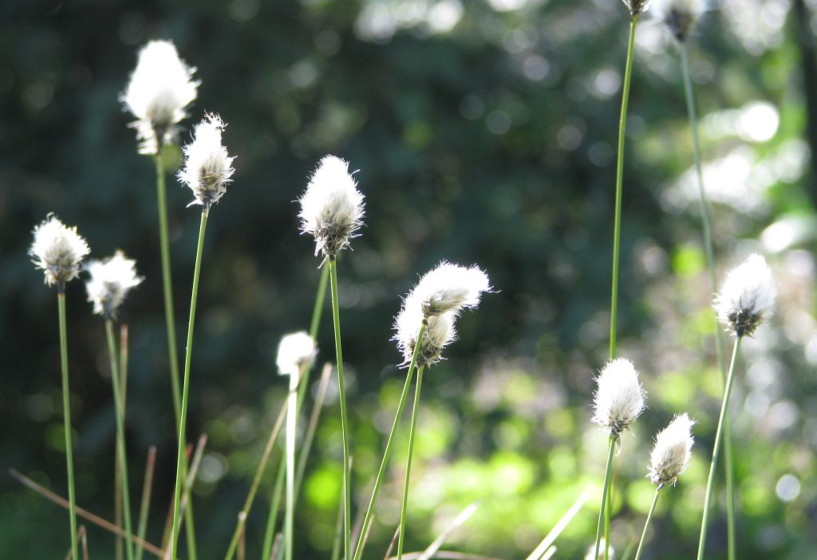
[85,251,143,318]
[276,331,317,380]
[648,413,695,487]
[178,113,236,209]
[394,306,457,367]
[714,254,776,338]
[408,262,491,317]
[122,40,199,155]
[652,0,708,42]
[298,155,365,258]
[592,358,647,436]
[30,215,91,288]
[585,539,615,560]
[621,0,651,17]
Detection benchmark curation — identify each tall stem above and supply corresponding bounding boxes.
[135,447,157,560]
[396,365,426,560]
[116,325,129,560]
[328,256,352,560]
[105,320,136,560]
[633,487,661,560]
[169,208,210,560]
[593,435,617,560]
[284,370,298,560]
[696,337,742,560]
[609,14,640,361]
[57,290,79,560]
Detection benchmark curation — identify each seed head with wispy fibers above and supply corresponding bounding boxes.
[714,253,776,338]
[30,215,91,288]
[85,251,143,319]
[648,413,695,487]
[276,331,317,379]
[652,0,708,42]
[592,358,646,436]
[298,155,365,258]
[122,40,199,155]
[407,261,491,316]
[621,0,651,17]
[178,113,236,209]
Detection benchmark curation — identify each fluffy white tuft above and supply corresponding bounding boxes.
[121,40,199,155]
[408,261,491,316]
[30,215,91,287]
[276,331,317,378]
[714,253,776,338]
[85,251,143,318]
[298,155,365,258]
[652,0,708,42]
[648,413,695,487]
[394,305,456,367]
[178,113,236,208]
[592,358,647,436]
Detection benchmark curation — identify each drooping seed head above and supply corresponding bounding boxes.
[714,253,776,338]
[621,0,651,17]
[647,413,695,487]
[394,304,457,367]
[30,215,91,288]
[121,40,199,155]
[591,358,647,436]
[85,251,143,319]
[298,155,365,258]
[409,261,492,317]
[177,113,236,209]
[276,331,317,379]
[652,0,708,42]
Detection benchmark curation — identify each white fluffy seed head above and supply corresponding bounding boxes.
[652,0,708,42]
[30,215,91,288]
[648,413,695,487]
[409,261,491,317]
[714,254,776,338]
[621,0,651,17]
[85,250,143,318]
[394,305,457,367]
[592,358,647,436]
[178,113,235,209]
[121,40,199,155]
[276,331,317,380]
[298,155,365,258]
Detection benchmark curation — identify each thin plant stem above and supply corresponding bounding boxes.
[396,365,426,560]
[106,320,136,560]
[593,435,617,560]
[330,490,345,560]
[352,324,427,560]
[633,486,661,560]
[169,207,210,560]
[609,14,640,361]
[57,290,79,560]
[604,475,613,560]
[117,324,129,560]
[696,336,742,560]
[294,363,333,500]
[261,464,286,560]
[328,256,352,560]
[680,43,737,560]
[135,447,157,560]
[284,369,298,560]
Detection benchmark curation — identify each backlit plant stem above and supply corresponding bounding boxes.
[633,486,661,560]
[58,289,79,560]
[593,435,617,560]
[396,364,427,560]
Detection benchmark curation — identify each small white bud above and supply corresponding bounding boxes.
[276,331,317,379]
[652,0,708,42]
[121,40,199,155]
[591,358,647,436]
[409,261,491,317]
[85,251,143,319]
[298,155,365,258]
[714,254,776,338]
[30,215,91,288]
[647,413,695,487]
[178,113,236,209]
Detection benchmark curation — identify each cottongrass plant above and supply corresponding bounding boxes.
[85,251,143,560]
[298,154,365,560]
[633,413,695,560]
[696,254,775,560]
[590,358,646,560]
[30,214,91,560]
[169,113,235,560]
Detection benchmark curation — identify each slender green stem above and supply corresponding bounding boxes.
[261,462,286,560]
[170,208,210,560]
[135,447,156,560]
[609,14,640,361]
[696,337,742,560]
[633,487,661,560]
[604,474,612,560]
[593,435,617,560]
[57,290,79,560]
[105,320,136,560]
[284,369,299,560]
[115,325,128,560]
[353,324,427,560]
[330,489,345,560]
[328,256,352,560]
[396,365,426,560]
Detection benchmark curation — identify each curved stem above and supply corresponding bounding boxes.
[396,365,425,560]
[57,291,79,560]
[609,14,640,361]
[633,486,661,560]
[169,208,210,560]
[696,337,742,560]
[593,435,617,560]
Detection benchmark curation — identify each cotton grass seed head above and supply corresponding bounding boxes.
[652,0,708,42]
[85,251,143,319]
[714,253,776,338]
[409,261,491,317]
[178,113,235,209]
[298,155,365,258]
[394,306,456,367]
[276,331,317,379]
[621,0,651,17]
[122,40,199,155]
[648,413,695,487]
[592,358,646,436]
[30,215,91,288]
